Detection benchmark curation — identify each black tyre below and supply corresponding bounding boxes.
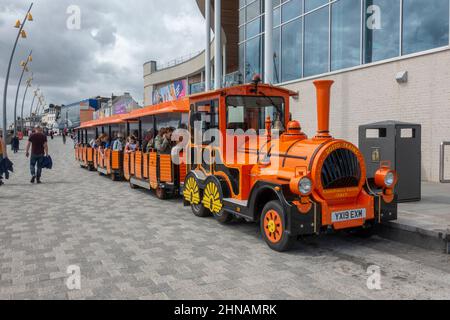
[191,202,210,218]
[155,187,167,200]
[260,200,294,252]
[129,181,139,189]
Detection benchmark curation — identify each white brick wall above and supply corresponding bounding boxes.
[283,49,450,182]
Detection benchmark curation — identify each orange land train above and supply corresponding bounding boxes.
[75,79,398,252]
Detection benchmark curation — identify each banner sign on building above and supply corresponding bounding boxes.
[152,79,187,105]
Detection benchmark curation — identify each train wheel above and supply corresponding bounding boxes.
[183,175,209,217]
[260,201,294,252]
[155,187,167,200]
[111,173,118,181]
[129,181,139,189]
[202,178,232,224]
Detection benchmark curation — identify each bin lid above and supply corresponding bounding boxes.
[360,120,421,128]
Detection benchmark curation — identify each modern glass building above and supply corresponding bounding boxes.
[239,0,449,83]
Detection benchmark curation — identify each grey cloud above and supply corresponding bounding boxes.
[0,0,206,124]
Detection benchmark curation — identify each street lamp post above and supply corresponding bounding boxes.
[1,2,33,157]
[20,76,33,133]
[34,95,44,127]
[13,51,32,136]
[36,95,44,116]
[29,88,39,119]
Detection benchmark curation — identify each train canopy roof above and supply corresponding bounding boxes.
[76,114,128,130]
[122,98,190,121]
[188,83,299,101]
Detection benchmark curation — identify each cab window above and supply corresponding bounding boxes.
[226,96,285,132]
[190,99,219,143]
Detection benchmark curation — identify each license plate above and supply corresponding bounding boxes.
[332,208,366,223]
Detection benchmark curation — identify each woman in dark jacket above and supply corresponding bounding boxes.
[11,136,20,153]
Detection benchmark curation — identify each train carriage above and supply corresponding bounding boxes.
[75,120,97,171]
[122,99,190,199]
[182,78,399,252]
[75,115,127,180]
[94,115,127,181]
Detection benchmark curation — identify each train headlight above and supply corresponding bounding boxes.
[375,167,397,189]
[299,177,313,195]
[384,172,395,187]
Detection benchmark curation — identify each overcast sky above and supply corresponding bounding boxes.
[0,0,206,124]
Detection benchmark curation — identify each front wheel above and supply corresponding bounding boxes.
[260,201,294,252]
[129,181,139,189]
[202,178,232,224]
[155,187,167,200]
[183,175,210,218]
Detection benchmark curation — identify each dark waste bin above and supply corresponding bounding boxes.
[359,121,421,202]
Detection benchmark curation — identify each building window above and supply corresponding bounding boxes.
[273,6,281,27]
[364,0,400,63]
[304,6,329,77]
[239,25,245,42]
[247,17,263,39]
[273,26,281,83]
[245,36,264,82]
[281,0,303,23]
[305,0,329,13]
[247,0,263,22]
[281,18,302,82]
[331,0,361,70]
[239,43,245,76]
[402,0,449,55]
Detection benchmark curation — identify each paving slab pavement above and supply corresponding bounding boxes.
[0,137,449,300]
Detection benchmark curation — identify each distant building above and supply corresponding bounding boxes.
[58,98,105,130]
[93,93,141,120]
[41,104,61,130]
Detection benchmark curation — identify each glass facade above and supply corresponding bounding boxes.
[239,0,450,83]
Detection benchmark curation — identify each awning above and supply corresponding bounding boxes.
[76,114,128,130]
[121,98,190,121]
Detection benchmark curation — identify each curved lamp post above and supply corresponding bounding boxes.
[35,95,43,116]
[1,2,33,157]
[20,75,33,133]
[14,52,32,135]
[27,88,39,132]
[29,88,39,118]
[34,95,44,127]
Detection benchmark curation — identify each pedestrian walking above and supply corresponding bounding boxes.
[50,131,54,140]
[62,131,67,145]
[11,135,20,153]
[26,126,49,184]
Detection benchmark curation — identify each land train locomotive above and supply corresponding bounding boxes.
[75,79,398,252]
